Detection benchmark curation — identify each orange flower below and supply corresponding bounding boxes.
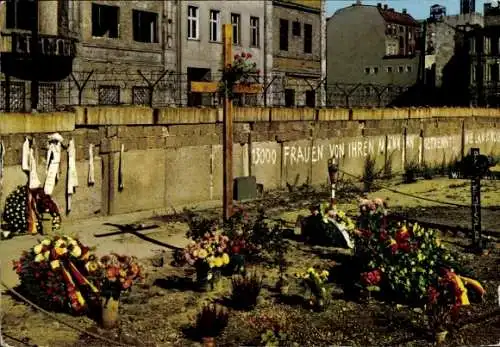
[123,279,133,289]
[106,266,118,280]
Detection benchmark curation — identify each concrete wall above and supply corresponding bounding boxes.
[1,106,500,222]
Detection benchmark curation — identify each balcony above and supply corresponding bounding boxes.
[1,31,77,81]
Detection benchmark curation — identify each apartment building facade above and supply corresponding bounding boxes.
[177,0,271,106]
[0,0,177,111]
[272,0,326,107]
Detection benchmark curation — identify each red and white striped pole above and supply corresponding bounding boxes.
[328,157,339,207]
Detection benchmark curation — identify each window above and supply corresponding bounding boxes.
[304,23,312,53]
[231,13,241,45]
[485,64,491,81]
[209,10,221,42]
[92,3,119,38]
[98,86,120,105]
[373,67,379,74]
[279,19,289,51]
[250,17,260,47]
[471,64,476,83]
[398,66,404,73]
[6,0,36,30]
[305,90,315,107]
[470,37,476,54]
[364,67,370,74]
[386,66,393,73]
[484,37,491,54]
[132,86,151,105]
[406,65,412,72]
[132,10,158,43]
[292,21,301,36]
[187,6,199,40]
[386,41,397,55]
[284,89,295,107]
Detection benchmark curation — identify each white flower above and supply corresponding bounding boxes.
[34,254,45,262]
[41,239,51,246]
[70,246,82,258]
[33,244,43,255]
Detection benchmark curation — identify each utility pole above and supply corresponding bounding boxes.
[30,0,39,111]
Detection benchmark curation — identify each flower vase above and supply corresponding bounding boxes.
[196,261,211,292]
[101,296,120,329]
[435,330,448,344]
[202,336,215,347]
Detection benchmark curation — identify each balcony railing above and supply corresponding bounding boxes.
[1,31,77,57]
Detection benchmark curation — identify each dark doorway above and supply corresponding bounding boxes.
[284,88,295,107]
[305,90,315,107]
[187,67,212,106]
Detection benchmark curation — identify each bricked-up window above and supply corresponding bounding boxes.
[133,10,158,43]
[292,21,301,36]
[92,3,119,38]
[305,90,315,107]
[284,89,295,107]
[304,23,312,53]
[280,19,289,51]
[209,10,221,42]
[6,0,36,30]
[231,13,241,45]
[98,86,120,105]
[187,6,199,40]
[250,17,260,47]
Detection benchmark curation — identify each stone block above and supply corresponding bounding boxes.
[0,112,75,134]
[234,107,271,122]
[85,106,154,125]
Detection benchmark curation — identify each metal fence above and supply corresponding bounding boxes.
[0,69,421,112]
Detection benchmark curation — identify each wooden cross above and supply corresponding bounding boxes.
[190,24,262,220]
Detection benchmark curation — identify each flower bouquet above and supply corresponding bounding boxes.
[295,267,330,311]
[95,254,143,328]
[184,232,230,290]
[220,52,260,99]
[12,235,99,314]
[2,186,61,238]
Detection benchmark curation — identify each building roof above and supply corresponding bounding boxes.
[378,8,420,26]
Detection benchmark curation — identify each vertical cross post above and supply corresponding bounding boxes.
[328,157,339,207]
[470,148,482,250]
[223,24,234,221]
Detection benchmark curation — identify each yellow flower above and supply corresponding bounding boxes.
[50,260,61,269]
[214,257,223,268]
[193,250,199,258]
[119,269,127,278]
[198,249,208,259]
[222,253,230,265]
[54,239,65,248]
[70,246,82,258]
[43,251,50,259]
[435,238,441,247]
[55,247,67,256]
[86,262,99,273]
[34,254,45,262]
[207,256,215,268]
[33,244,43,255]
[321,270,329,278]
[41,239,51,246]
[307,267,315,273]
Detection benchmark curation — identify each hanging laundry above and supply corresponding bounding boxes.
[44,133,64,196]
[28,148,42,189]
[21,137,30,172]
[118,144,124,191]
[88,144,95,186]
[66,139,79,213]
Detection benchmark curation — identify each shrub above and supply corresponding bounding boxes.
[231,272,263,310]
[184,209,218,241]
[403,161,420,183]
[195,304,229,338]
[363,155,377,192]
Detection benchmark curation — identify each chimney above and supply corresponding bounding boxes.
[383,4,388,10]
[355,0,362,4]
[377,3,382,8]
[402,8,407,14]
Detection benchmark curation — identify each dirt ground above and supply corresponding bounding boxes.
[1,177,499,347]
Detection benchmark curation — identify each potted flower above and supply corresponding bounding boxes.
[98,254,142,329]
[195,304,229,347]
[184,232,230,291]
[295,267,330,312]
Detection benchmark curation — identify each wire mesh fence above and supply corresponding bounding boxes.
[0,69,420,112]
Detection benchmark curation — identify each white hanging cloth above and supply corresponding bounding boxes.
[44,133,63,196]
[21,137,30,172]
[28,148,42,189]
[66,139,78,213]
[88,144,95,186]
[0,140,5,185]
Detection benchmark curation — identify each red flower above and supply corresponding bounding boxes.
[396,229,410,243]
[427,286,439,304]
[379,230,389,241]
[361,269,382,286]
[398,241,411,253]
[232,245,241,254]
[234,54,240,60]
[246,53,252,58]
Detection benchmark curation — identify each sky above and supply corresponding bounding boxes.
[326,0,488,20]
